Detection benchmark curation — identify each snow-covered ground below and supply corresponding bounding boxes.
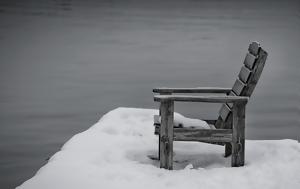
[18,108,300,189]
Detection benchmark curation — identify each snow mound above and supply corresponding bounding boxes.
[154,113,215,129]
[18,108,300,189]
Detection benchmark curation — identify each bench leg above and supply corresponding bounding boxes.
[231,102,246,167]
[159,100,174,170]
[158,92,171,160]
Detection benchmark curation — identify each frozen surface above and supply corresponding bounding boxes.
[18,108,300,189]
[154,113,214,129]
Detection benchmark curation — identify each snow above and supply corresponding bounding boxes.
[18,108,300,189]
[154,113,215,129]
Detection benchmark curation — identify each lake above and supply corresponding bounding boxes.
[0,0,299,188]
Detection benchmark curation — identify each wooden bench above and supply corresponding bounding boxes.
[153,42,268,169]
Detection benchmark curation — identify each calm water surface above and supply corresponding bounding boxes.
[0,0,299,188]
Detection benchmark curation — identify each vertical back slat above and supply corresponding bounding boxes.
[248,41,260,56]
[232,79,247,95]
[244,53,257,69]
[238,66,252,83]
[227,91,236,108]
[219,104,231,121]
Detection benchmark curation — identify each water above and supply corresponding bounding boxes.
[0,0,299,188]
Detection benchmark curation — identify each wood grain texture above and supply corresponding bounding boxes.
[155,125,232,142]
[154,95,248,103]
[226,91,237,108]
[244,53,257,69]
[153,87,232,94]
[159,100,174,170]
[158,92,171,160]
[248,41,260,56]
[232,79,246,95]
[219,104,231,121]
[231,102,246,167]
[238,66,252,83]
[174,128,232,143]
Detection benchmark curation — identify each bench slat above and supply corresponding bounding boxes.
[244,53,257,69]
[174,128,232,143]
[227,91,237,108]
[238,66,252,83]
[232,79,246,95]
[219,104,231,121]
[155,126,232,142]
[248,41,260,56]
[154,95,248,103]
[153,87,232,94]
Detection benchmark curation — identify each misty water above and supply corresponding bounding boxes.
[0,0,299,188]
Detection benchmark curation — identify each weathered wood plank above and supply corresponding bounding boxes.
[158,92,171,160]
[238,66,252,83]
[226,91,237,109]
[248,41,260,56]
[153,87,232,94]
[231,102,246,167]
[174,128,232,143]
[155,126,232,142]
[219,104,231,121]
[154,95,248,103]
[232,79,247,95]
[244,53,257,69]
[159,100,174,169]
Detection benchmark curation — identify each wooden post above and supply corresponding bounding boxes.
[225,114,233,157]
[158,92,171,160]
[159,99,174,169]
[231,101,246,167]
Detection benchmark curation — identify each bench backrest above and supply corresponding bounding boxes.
[215,42,268,129]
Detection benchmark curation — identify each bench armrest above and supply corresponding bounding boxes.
[154,95,248,103]
[153,87,232,94]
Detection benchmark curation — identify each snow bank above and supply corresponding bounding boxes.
[18,108,300,189]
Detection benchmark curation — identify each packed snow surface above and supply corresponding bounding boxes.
[18,108,300,189]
